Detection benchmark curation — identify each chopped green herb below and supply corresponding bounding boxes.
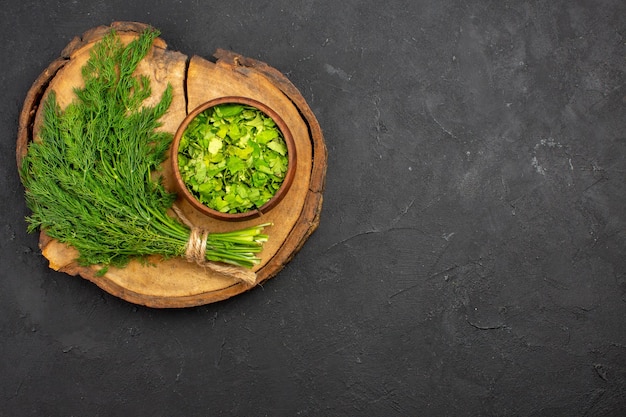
[20,27,270,270]
[177,104,289,214]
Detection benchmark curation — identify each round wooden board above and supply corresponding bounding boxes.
[16,21,327,308]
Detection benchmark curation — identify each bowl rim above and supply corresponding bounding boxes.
[170,96,298,221]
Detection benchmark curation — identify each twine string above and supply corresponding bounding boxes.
[171,205,257,285]
[184,227,209,265]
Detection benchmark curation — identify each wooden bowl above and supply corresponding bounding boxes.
[170,96,297,221]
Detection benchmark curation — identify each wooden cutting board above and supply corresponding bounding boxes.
[16,21,327,308]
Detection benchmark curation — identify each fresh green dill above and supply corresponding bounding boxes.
[20,27,269,270]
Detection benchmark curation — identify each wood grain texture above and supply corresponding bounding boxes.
[16,21,326,308]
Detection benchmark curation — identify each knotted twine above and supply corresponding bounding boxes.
[172,205,257,285]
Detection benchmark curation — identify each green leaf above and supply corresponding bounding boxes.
[269,155,288,175]
[266,139,287,156]
[208,137,222,154]
[226,156,246,175]
[228,123,243,140]
[216,124,229,139]
[233,145,253,160]
[216,104,244,117]
[252,172,268,188]
[256,129,278,144]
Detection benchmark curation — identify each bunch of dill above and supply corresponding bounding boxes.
[20,27,268,272]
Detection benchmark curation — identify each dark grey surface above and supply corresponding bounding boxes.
[2,0,625,415]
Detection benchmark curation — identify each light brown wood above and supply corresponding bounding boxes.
[16,22,326,308]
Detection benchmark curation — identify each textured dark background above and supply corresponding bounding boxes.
[2,0,625,415]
